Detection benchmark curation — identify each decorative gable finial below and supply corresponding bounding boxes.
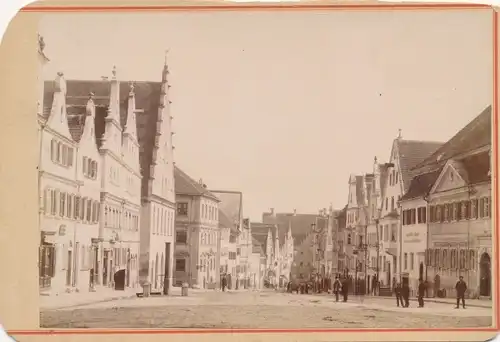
[54,72,67,96]
[111,65,117,79]
[86,91,96,117]
[129,81,135,97]
[162,49,170,82]
[374,156,378,163]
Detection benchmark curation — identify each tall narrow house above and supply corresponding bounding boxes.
[138,59,176,294]
[98,67,142,291]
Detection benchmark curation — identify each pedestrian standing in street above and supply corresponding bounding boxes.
[342,277,349,302]
[418,279,425,308]
[395,283,402,307]
[333,276,341,302]
[455,276,467,309]
[221,274,227,292]
[402,282,410,308]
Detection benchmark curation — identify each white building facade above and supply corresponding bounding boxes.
[138,61,176,294]
[98,67,142,291]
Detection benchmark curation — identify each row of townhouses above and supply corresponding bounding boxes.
[334,105,492,299]
[37,35,265,295]
[37,35,176,295]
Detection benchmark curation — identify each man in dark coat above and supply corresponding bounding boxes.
[395,283,403,307]
[401,282,410,307]
[333,276,342,302]
[342,277,349,302]
[417,278,426,308]
[221,274,227,292]
[455,276,467,309]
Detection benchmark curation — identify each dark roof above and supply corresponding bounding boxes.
[335,206,347,230]
[262,212,317,247]
[400,168,442,201]
[211,191,243,231]
[251,222,276,255]
[457,151,490,185]
[412,105,491,172]
[401,151,490,201]
[67,113,86,142]
[396,139,443,192]
[174,167,219,201]
[252,237,265,255]
[44,78,165,200]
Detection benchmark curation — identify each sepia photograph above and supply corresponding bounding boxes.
[33,7,494,330]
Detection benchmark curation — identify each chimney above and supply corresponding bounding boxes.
[270,208,275,215]
[199,178,203,185]
[293,208,297,216]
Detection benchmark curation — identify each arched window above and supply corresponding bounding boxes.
[442,249,448,269]
[347,233,352,245]
[434,249,440,267]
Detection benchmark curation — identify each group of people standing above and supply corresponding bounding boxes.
[394,276,468,309]
[332,276,350,302]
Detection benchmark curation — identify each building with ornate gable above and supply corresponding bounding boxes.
[376,134,443,291]
[137,61,176,294]
[39,38,177,294]
[400,105,492,298]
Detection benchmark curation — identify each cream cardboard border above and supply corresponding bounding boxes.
[0,1,497,341]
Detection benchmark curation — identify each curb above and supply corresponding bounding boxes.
[375,296,492,309]
[40,293,137,311]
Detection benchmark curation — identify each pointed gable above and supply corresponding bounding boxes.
[395,139,443,193]
[430,161,468,194]
[174,167,219,201]
[123,83,138,140]
[45,72,73,141]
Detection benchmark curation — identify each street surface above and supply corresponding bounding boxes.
[40,289,492,329]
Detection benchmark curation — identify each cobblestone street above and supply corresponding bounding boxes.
[40,289,492,329]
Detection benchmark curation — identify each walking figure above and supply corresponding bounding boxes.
[342,277,349,302]
[333,276,341,302]
[221,274,227,292]
[395,283,403,307]
[401,282,410,308]
[455,276,467,309]
[417,278,425,308]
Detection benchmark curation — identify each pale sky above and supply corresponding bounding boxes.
[39,9,493,221]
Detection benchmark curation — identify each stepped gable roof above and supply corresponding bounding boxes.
[263,212,318,247]
[412,105,491,173]
[174,167,219,201]
[44,79,163,197]
[396,139,443,192]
